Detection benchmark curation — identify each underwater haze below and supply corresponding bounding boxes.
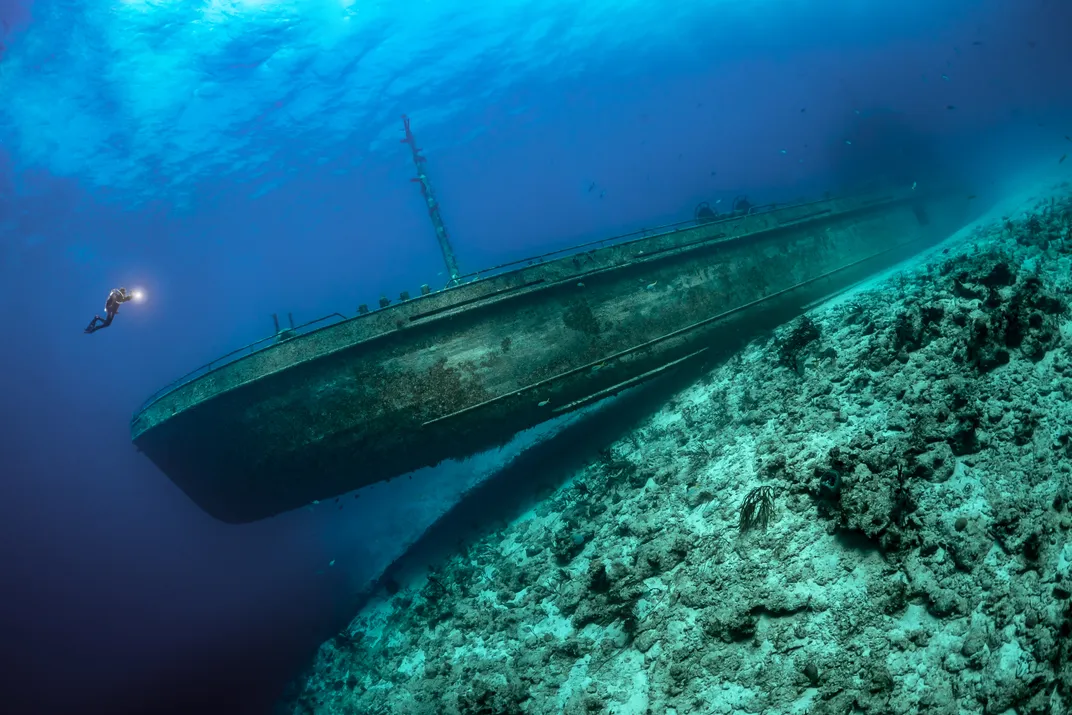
[1,0,1071,713]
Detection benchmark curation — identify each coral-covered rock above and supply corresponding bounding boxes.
[279,184,1072,715]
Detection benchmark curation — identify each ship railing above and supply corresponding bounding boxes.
[133,312,349,416]
[448,200,789,285]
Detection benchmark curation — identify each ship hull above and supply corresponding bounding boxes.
[132,188,971,522]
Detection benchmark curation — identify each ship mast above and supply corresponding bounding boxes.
[400,115,461,286]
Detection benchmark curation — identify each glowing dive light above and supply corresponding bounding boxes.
[131,289,146,303]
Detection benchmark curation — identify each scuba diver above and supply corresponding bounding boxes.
[85,287,136,334]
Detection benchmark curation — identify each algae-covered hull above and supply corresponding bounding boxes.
[132,187,971,522]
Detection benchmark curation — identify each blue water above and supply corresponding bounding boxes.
[1,0,1070,713]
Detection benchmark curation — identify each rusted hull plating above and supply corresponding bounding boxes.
[132,188,971,522]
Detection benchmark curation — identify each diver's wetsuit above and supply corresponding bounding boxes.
[85,288,132,334]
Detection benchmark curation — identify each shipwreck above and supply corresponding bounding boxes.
[131,117,973,522]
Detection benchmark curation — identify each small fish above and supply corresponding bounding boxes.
[577,281,585,288]
[710,170,717,176]
[911,181,917,190]
[854,109,860,115]
[599,190,605,198]
[714,199,721,204]
[538,400,550,407]
[329,560,335,567]
[845,140,852,145]
[1028,40,1036,48]
[646,281,658,289]
[780,149,788,155]
[592,362,607,371]
[1060,154,1067,164]
[1065,136,1071,142]
[311,500,320,505]
[972,41,983,46]
[946,105,956,110]
[941,74,950,81]
[967,194,977,200]
[588,182,595,192]
[800,107,806,113]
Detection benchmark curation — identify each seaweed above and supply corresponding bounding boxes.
[738,485,777,533]
[776,316,821,375]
